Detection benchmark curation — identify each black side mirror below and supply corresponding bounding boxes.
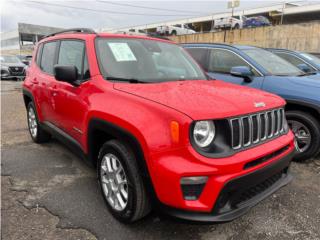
[230,66,254,83]
[297,63,313,73]
[54,65,78,85]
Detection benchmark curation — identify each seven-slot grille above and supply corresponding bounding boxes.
[229,108,286,150]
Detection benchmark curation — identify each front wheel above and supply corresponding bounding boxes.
[27,102,51,143]
[98,140,151,223]
[286,110,320,161]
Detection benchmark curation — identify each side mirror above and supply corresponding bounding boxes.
[230,66,253,82]
[54,65,78,85]
[297,63,313,73]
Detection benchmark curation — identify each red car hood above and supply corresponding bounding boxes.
[114,80,285,120]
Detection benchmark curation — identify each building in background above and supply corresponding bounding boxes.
[107,2,320,34]
[1,23,63,54]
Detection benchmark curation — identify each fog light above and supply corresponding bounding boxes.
[180,176,208,200]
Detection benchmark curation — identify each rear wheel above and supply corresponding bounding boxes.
[171,30,177,36]
[286,110,320,161]
[27,102,51,143]
[98,140,151,223]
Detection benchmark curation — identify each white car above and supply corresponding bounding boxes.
[213,15,244,29]
[156,24,196,36]
[116,29,148,36]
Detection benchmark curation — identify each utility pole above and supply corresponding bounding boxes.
[228,0,240,31]
[280,2,285,25]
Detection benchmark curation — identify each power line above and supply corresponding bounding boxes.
[23,1,200,17]
[97,1,209,14]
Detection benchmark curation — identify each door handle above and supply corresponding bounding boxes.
[31,78,39,84]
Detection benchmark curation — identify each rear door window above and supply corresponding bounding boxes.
[40,41,58,74]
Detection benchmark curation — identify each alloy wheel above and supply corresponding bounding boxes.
[28,107,38,138]
[100,153,129,211]
[288,120,312,153]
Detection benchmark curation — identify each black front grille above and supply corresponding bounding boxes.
[244,145,290,170]
[235,170,284,206]
[9,66,24,73]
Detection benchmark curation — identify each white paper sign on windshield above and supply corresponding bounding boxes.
[108,43,137,62]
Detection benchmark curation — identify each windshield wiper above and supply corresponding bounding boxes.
[106,76,148,83]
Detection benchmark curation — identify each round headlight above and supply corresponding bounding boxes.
[193,121,215,148]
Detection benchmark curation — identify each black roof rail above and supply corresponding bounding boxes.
[44,28,96,38]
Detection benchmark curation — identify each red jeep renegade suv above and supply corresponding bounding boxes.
[23,29,295,223]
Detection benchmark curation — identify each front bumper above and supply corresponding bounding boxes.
[148,132,295,221]
[161,149,293,222]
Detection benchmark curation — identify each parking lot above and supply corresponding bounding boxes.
[1,81,320,240]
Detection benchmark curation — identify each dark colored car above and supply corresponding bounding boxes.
[17,55,33,66]
[22,28,295,223]
[267,48,320,74]
[0,55,27,80]
[184,43,320,161]
[243,16,271,28]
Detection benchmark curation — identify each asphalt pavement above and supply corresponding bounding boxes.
[1,81,320,240]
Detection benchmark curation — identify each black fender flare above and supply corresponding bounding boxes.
[87,118,157,200]
[285,99,320,115]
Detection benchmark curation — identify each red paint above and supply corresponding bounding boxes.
[23,33,294,213]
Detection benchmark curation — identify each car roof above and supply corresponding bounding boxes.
[39,31,174,45]
[266,48,297,53]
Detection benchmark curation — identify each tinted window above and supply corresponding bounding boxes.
[209,49,256,75]
[40,41,57,74]
[186,48,208,70]
[275,52,306,67]
[58,41,85,77]
[244,48,302,76]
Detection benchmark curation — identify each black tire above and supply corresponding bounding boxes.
[171,30,177,36]
[97,140,151,223]
[286,110,320,161]
[234,24,240,29]
[27,102,51,143]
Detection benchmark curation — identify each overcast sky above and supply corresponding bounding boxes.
[1,0,319,32]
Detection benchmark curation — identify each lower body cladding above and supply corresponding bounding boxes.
[149,132,295,222]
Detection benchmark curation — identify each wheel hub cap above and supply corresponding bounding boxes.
[288,120,311,153]
[100,153,128,211]
[28,107,37,138]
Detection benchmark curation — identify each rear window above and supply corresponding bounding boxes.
[40,41,57,74]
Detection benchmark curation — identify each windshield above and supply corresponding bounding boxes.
[300,53,320,68]
[243,48,303,76]
[0,56,22,64]
[95,38,207,83]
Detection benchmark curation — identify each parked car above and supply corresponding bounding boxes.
[267,48,320,74]
[0,55,27,80]
[117,29,148,36]
[156,24,196,35]
[213,15,244,29]
[23,29,295,223]
[243,16,271,28]
[17,55,33,66]
[184,43,320,161]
